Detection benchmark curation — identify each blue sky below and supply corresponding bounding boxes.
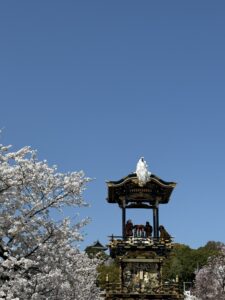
[1,1,225,249]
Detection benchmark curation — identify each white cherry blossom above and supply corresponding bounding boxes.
[0,143,100,300]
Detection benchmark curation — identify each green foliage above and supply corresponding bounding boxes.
[97,260,120,288]
[163,241,221,283]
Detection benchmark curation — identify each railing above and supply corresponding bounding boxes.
[108,235,173,248]
[102,281,182,296]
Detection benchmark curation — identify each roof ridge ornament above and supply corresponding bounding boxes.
[135,157,151,187]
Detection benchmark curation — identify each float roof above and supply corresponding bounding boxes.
[106,173,176,208]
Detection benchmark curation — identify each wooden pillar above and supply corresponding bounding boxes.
[153,206,159,238]
[122,200,126,239]
[158,262,163,285]
[120,261,124,290]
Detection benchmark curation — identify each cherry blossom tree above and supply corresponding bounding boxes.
[0,143,100,300]
[193,245,225,300]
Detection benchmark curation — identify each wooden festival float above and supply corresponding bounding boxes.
[103,159,184,300]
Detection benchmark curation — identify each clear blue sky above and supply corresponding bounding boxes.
[1,1,225,250]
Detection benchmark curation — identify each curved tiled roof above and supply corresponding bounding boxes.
[106,173,176,206]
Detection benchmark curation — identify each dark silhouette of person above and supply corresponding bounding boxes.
[125,219,133,237]
[159,225,171,241]
[145,221,153,238]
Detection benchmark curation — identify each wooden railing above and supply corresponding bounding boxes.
[102,281,182,295]
[108,235,173,247]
